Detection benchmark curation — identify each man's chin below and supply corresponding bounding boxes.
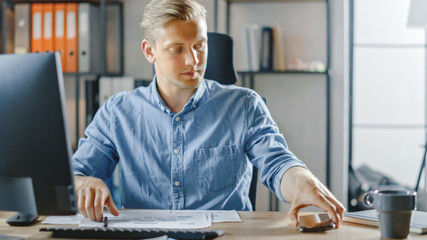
[177,77,203,89]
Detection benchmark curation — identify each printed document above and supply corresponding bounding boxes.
[42,209,241,228]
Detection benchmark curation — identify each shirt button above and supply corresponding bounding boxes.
[192,104,197,109]
[175,181,180,186]
[174,149,179,154]
[175,117,180,122]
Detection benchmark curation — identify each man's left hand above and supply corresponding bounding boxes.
[280,167,346,228]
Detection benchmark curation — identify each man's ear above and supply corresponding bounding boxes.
[141,39,156,64]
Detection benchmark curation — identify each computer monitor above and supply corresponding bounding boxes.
[0,52,77,226]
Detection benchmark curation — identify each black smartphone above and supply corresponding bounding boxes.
[298,213,335,232]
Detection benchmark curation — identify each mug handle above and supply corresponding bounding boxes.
[362,191,375,208]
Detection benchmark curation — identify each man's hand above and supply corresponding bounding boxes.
[280,167,346,228]
[73,175,120,221]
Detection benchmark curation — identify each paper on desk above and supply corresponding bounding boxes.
[42,214,84,224]
[79,210,212,229]
[42,209,241,225]
[128,210,241,223]
[193,210,241,222]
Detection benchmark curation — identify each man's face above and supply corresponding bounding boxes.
[151,16,207,90]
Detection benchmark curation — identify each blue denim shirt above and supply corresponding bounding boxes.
[72,78,306,210]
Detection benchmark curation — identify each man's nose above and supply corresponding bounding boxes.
[185,49,199,66]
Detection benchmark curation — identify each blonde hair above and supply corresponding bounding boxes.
[140,0,207,43]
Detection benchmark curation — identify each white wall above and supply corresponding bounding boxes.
[122,0,151,79]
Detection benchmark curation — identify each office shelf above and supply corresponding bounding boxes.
[238,70,327,74]
[64,72,123,77]
[220,0,331,211]
[5,0,118,3]
[227,0,325,2]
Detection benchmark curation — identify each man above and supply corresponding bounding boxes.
[72,0,345,228]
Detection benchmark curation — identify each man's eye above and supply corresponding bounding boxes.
[170,48,182,53]
[195,43,206,51]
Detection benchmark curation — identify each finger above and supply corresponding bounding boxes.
[327,196,346,227]
[288,201,308,226]
[84,188,96,221]
[77,194,88,219]
[321,192,346,228]
[105,196,120,216]
[94,187,106,222]
[314,195,340,228]
[320,185,346,214]
[308,185,341,227]
[287,209,298,226]
[337,203,346,221]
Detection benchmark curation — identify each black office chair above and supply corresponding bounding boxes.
[204,32,258,210]
[205,32,238,84]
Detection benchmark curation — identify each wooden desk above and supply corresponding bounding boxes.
[0,211,425,239]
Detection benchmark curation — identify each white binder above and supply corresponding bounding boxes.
[99,76,135,108]
[106,4,122,74]
[14,3,30,54]
[78,3,100,72]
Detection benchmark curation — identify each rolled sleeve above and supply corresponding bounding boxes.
[244,90,307,203]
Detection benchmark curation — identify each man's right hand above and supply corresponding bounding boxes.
[73,175,120,222]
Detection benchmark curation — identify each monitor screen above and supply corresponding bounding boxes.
[0,52,77,226]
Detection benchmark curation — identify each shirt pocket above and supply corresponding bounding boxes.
[196,145,238,192]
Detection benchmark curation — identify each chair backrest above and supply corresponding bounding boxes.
[248,166,258,210]
[204,32,238,85]
[204,32,258,210]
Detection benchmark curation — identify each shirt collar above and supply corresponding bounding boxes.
[186,78,206,110]
[149,75,206,114]
[149,76,169,113]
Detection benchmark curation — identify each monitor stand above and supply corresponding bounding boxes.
[6,212,39,226]
[0,177,39,226]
